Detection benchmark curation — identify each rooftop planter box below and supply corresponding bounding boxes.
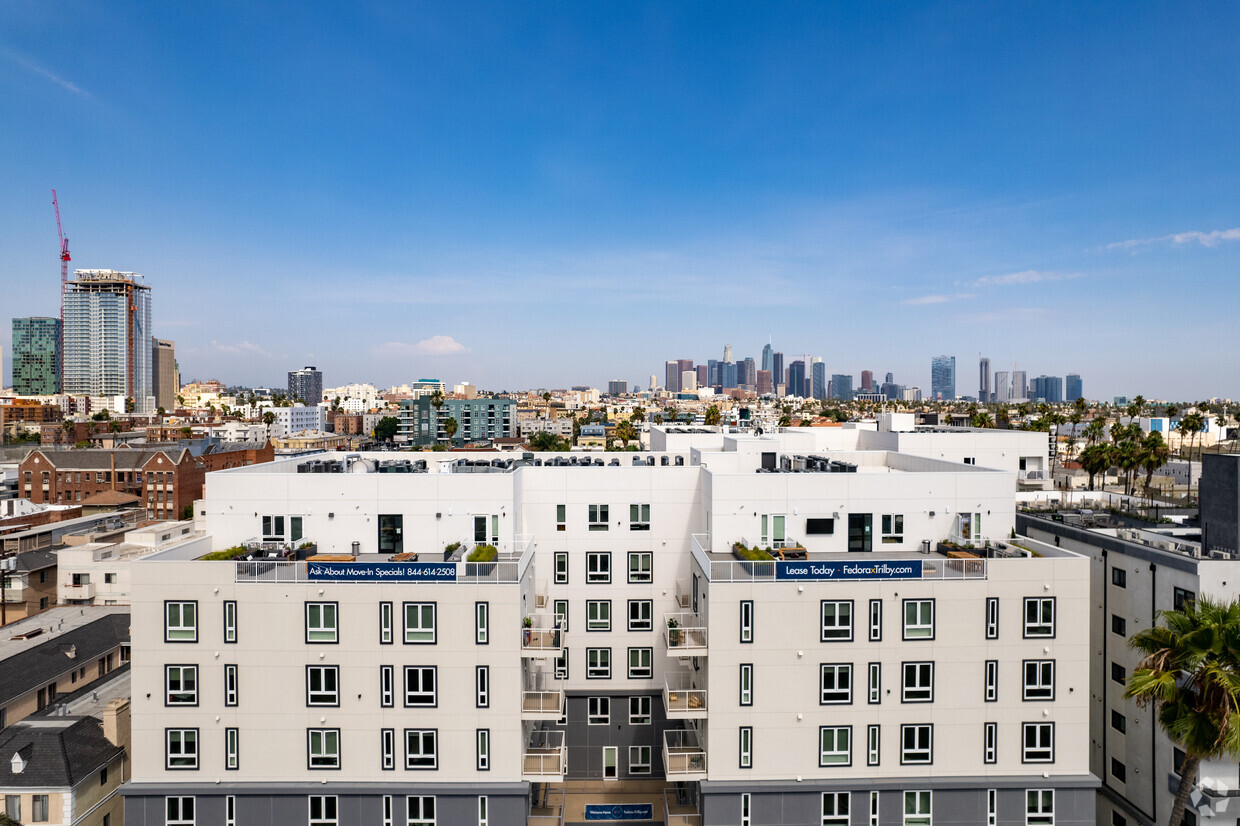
[467,544,498,563]
[732,543,776,562]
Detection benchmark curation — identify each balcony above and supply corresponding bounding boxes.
[664,613,707,655]
[534,579,548,610]
[62,582,96,601]
[523,730,566,781]
[664,672,707,718]
[522,613,564,657]
[663,729,707,778]
[521,667,564,720]
[674,579,692,610]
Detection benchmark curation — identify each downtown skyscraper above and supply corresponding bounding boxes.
[930,354,956,401]
[62,270,153,411]
[11,317,61,395]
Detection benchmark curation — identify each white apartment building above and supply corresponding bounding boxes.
[267,405,328,439]
[58,520,207,606]
[121,423,1096,825]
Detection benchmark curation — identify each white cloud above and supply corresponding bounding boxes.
[901,292,975,306]
[7,52,91,98]
[373,336,470,357]
[1105,227,1240,250]
[972,270,1078,287]
[211,340,272,358]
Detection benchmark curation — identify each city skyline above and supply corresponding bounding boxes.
[1,3,1237,399]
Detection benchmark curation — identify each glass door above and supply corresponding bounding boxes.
[378,514,403,554]
[603,746,618,779]
[848,513,872,553]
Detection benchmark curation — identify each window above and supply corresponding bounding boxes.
[1111,615,1127,637]
[261,514,285,541]
[1112,568,1126,588]
[1111,662,1126,684]
[556,504,566,531]
[1174,747,1187,775]
[628,600,652,631]
[166,797,194,826]
[587,600,612,631]
[984,660,998,702]
[220,663,238,707]
[555,648,569,680]
[740,600,754,643]
[903,599,934,639]
[869,599,882,641]
[380,602,394,644]
[1022,722,1055,762]
[554,552,568,584]
[588,504,609,531]
[628,647,653,679]
[478,796,488,826]
[900,725,932,764]
[306,602,338,643]
[307,665,339,706]
[588,696,610,725]
[308,729,340,769]
[405,730,438,769]
[741,793,751,826]
[819,726,852,766]
[823,792,850,825]
[223,600,237,643]
[166,665,198,705]
[820,663,853,704]
[405,666,437,707]
[627,551,652,583]
[984,722,997,763]
[1174,587,1196,611]
[404,602,436,643]
[4,793,19,822]
[1111,757,1126,782]
[476,666,489,708]
[476,729,490,770]
[226,795,236,826]
[871,791,880,826]
[587,647,611,678]
[167,728,199,769]
[1112,813,1126,826]
[740,663,753,706]
[380,665,394,707]
[987,790,997,826]
[308,795,338,826]
[225,728,239,770]
[381,728,395,770]
[739,726,753,768]
[165,601,197,642]
[867,724,881,765]
[904,791,932,826]
[1027,790,1054,826]
[869,662,881,704]
[1024,660,1055,700]
[630,503,650,530]
[1111,710,1126,733]
[630,696,652,725]
[1024,597,1055,638]
[556,600,570,632]
[587,552,611,584]
[986,597,999,639]
[407,795,436,825]
[902,662,934,702]
[821,600,853,641]
[881,514,904,543]
[629,745,652,775]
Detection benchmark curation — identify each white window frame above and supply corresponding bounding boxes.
[987,789,997,826]
[588,696,610,725]
[307,665,339,706]
[476,728,490,771]
[900,724,933,764]
[476,666,489,708]
[740,600,754,643]
[984,722,997,764]
[869,599,882,641]
[588,503,610,531]
[404,730,438,770]
[629,696,651,725]
[225,728,239,770]
[741,793,751,826]
[554,552,568,584]
[587,600,612,631]
[226,794,236,826]
[869,662,881,704]
[166,797,195,826]
[166,728,198,769]
[407,794,436,825]
[819,726,851,767]
[881,513,904,544]
[628,647,653,679]
[867,724,880,766]
[629,503,651,530]
[1024,597,1055,638]
[223,600,237,643]
[380,601,393,644]
[586,552,611,584]
[166,665,198,706]
[381,728,395,770]
[628,599,653,631]
[308,728,340,769]
[629,745,652,775]
[870,791,880,826]
[382,795,394,826]
[380,665,394,707]
[586,647,611,679]
[478,795,488,826]
[308,795,338,826]
[165,601,197,642]
[555,647,569,680]
[404,602,436,644]
[1026,790,1054,826]
[555,599,570,632]
[224,663,238,707]
[986,597,999,639]
[1023,660,1055,700]
[822,792,850,825]
[902,662,934,702]
[820,663,852,704]
[475,602,488,644]
[1022,722,1054,763]
[984,660,998,702]
[821,600,853,641]
[740,663,753,706]
[904,791,932,826]
[739,726,753,768]
[404,666,437,707]
[306,602,338,644]
[627,551,652,583]
[903,599,934,639]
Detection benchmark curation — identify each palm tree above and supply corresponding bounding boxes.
[1178,412,1206,498]
[970,410,994,428]
[1125,597,1240,826]
[443,417,458,445]
[1079,443,1113,491]
[615,420,637,448]
[1140,432,1171,504]
[704,405,721,427]
[431,390,445,414]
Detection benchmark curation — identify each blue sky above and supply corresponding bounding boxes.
[2,2,1237,400]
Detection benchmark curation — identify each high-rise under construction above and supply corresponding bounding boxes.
[63,269,153,412]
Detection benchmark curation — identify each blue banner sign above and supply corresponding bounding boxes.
[307,562,457,582]
[584,803,654,821]
[775,559,923,581]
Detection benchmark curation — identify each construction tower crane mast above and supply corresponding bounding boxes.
[52,190,70,392]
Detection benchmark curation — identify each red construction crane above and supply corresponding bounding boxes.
[52,189,70,390]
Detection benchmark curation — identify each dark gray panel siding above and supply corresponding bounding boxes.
[125,791,526,826]
[563,692,668,780]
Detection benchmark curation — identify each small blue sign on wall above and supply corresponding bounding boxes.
[775,559,923,581]
[307,562,457,582]
[584,803,654,820]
